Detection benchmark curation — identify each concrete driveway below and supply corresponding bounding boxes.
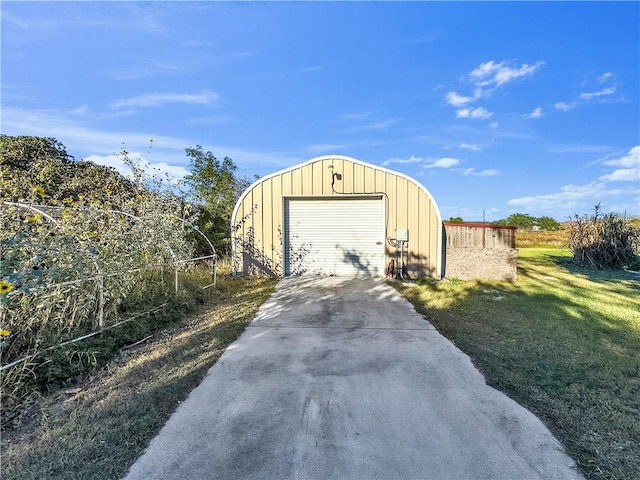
[125,277,583,480]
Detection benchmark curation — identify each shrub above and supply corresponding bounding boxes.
[568,204,640,269]
[0,147,210,426]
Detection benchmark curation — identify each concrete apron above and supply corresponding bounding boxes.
[125,277,583,480]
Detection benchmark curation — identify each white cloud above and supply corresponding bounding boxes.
[554,101,576,112]
[341,112,373,120]
[425,157,459,168]
[598,146,640,182]
[382,156,459,169]
[456,107,492,120]
[382,155,426,166]
[0,106,301,173]
[84,153,190,181]
[463,168,500,177]
[301,66,324,73]
[470,60,544,87]
[512,146,639,214]
[460,143,481,152]
[599,169,639,182]
[446,91,473,107]
[444,60,543,116]
[524,107,543,119]
[579,87,616,100]
[598,72,614,83]
[603,146,640,168]
[108,63,185,81]
[508,182,612,210]
[469,60,502,80]
[111,90,219,108]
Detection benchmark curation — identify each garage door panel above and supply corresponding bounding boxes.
[284,197,385,276]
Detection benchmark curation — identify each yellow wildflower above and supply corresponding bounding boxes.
[26,213,41,223]
[0,329,10,338]
[0,280,14,295]
[62,208,72,219]
[32,185,45,196]
[141,250,149,257]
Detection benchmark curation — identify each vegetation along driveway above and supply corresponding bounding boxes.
[125,277,583,480]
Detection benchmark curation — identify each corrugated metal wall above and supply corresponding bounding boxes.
[232,156,442,278]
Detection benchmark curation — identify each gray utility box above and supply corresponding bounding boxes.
[396,228,409,242]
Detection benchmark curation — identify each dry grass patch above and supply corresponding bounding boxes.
[1,276,277,480]
[516,228,569,248]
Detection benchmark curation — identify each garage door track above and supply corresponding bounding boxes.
[125,277,583,480]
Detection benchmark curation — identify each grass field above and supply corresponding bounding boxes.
[393,248,640,480]
[515,228,569,248]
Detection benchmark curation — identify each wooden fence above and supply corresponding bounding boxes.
[443,223,516,249]
[443,222,518,281]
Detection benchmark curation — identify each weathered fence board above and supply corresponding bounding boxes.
[444,223,516,249]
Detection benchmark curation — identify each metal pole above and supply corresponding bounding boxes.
[98,275,105,329]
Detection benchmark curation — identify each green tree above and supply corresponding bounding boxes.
[0,135,138,206]
[537,216,561,231]
[182,146,254,255]
[0,135,72,170]
[447,216,464,223]
[505,213,536,229]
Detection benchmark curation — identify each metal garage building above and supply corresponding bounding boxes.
[231,155,443,279]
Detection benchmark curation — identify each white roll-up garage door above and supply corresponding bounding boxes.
[284,196,385,276]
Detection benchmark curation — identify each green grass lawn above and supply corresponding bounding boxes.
[393,248,640,480]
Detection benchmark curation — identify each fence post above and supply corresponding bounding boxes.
[98,275,105,329]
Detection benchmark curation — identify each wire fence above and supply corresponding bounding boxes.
[0,201,217,372]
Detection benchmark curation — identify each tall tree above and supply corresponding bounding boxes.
[182,146,253,255]
[537,216,561,231]
[505,213,536,229]
[0,135,138,206]
[0,135,72,170]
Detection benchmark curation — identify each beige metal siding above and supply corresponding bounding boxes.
[232,156,442,278]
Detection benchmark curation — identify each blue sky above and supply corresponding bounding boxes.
[2,1,639,221]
